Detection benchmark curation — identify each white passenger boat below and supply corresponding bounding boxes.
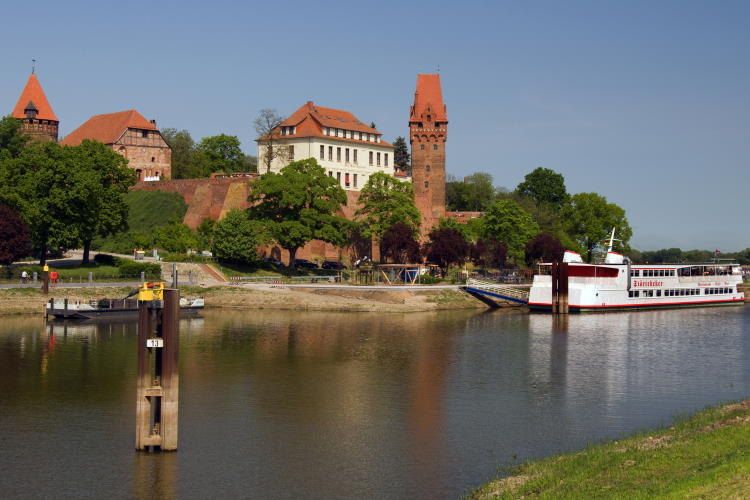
[528,231,745,312]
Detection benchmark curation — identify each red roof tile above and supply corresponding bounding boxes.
[410,74,447,122]
[262,101,392,146]
[61,109,158,146]
[12,74,58,122]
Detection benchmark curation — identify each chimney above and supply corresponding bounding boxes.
[150,119,157,126]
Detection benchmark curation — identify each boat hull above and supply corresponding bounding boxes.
[528,298,745,313]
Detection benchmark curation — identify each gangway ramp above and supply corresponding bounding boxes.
[464,278,530,307]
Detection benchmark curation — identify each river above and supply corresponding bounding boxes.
[1,306,749,499]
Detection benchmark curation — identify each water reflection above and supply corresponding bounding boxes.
[0,307,748,499]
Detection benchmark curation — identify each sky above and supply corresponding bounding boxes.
[1,0,748,251]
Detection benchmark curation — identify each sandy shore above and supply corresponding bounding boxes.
[0,284,503,316]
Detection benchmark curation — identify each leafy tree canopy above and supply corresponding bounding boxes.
[446,172,498,212]
[564,192,632,262]
[152,218,198,253]
[0,141,111,264]
[70,140,137,262]
[481,199,540,263]
[424,227,470,274]
[525,233,564,265]
[380,222,421,264]
[471,237,508,269]
[0,116,28,159]
[0,204,31,265]
[355,171,421,241]
[196,134,244,175]
[247,158,348,265]
[515,167,569,209]
[212,210,267,264]
[161,128,196,179]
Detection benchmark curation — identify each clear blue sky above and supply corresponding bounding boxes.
[2,0,748,251]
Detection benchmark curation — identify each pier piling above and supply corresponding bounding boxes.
[551,262,569,314]
[136,286,179,451]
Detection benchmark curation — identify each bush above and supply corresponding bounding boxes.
[117,259,161,278]
[418,274,442,284]
[93,253,117,266]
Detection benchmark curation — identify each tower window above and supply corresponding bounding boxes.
[426,165,431,172]
[420,144,425,150]
[424,181,429,188]
[151,157,155,162]
[433,144,438,150]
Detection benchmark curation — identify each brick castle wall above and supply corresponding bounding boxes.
[133,179,368,263]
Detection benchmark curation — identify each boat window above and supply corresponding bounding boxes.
[657,290,662,297]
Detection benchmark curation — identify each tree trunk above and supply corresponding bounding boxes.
[83,239,91,264]
[288,247,298,267]
[39,245,47,267]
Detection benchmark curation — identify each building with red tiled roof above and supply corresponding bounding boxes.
[256,101,395,191]
[410,74,447,232]
[11,73,59,142]
[62,110,171,181]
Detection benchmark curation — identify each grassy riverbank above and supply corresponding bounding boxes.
[0,285,490,316]
[470,399,750,499]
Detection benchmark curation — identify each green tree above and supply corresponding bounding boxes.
[392,136,411,173]
[515,167,569,209]
[445,172,497,211]
[481,199,540,264]
[0,204,31,266]
[355,171,421,242]
[196,218,216,252]
[196,134,244,175]
[70,140,137,263]
[212,210,267,264]
[152,219,198,253]
[564,192,632,262]
[247,158,348,266]
[0,116,28,159]
[0,142,95,264]
[161,128,196,179]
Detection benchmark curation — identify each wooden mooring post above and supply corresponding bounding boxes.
[136,286,180,451]
[551,262,569,314]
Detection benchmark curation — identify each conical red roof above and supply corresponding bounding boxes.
[12,74,58,122]
[410,74,447,122]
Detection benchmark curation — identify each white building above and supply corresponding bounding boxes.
[257,101,395,191]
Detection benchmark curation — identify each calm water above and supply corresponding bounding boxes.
[1,306,749,499]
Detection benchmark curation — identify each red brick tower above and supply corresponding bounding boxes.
[409,74,447,233]
[12,73,59,142]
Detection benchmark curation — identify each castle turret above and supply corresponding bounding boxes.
[12,73,59,142]
[409,74,447,232]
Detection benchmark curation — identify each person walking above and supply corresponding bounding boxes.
[20,270,28,284]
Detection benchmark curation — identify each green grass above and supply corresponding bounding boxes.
[94,190,188,254]
[4,262,161,283]
[469,400,750,499]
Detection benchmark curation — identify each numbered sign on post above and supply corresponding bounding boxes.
[146,338,164,348]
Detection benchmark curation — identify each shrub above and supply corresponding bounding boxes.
[93,253,117,266]
[117,259,161,278]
